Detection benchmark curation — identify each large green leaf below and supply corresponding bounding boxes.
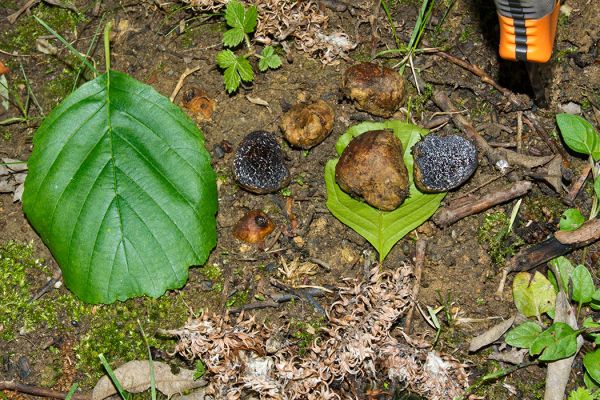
[325,121,445,262]
[22,70,217,304]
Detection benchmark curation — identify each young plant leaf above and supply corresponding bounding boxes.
[530,322,578,361]
[582,318,600,345]
[223,28,244,48]
[505,321,543,349]
[22,71,218,304]
[216,50,253,93]
[584,370,600,391]
[325,121,445,262]
[258,46,282,72]
[549,256,575,294]
[583,349,600,384]
[556,113,600,161]
[595,178,600,201]
[572,264,595,305]
[568,387,594,400]
[512,271,556,317]
[560,208,585,231]
[225,0,257,33]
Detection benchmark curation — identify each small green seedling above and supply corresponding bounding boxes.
[556,114,600,219]
[505,256,600,397]
[216,0,281,93]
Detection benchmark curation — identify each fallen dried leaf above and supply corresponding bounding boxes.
[92,360,206,400]
[469,315,516,352]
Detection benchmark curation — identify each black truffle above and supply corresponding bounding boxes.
[233,131,291,194]
[413,135,477,193]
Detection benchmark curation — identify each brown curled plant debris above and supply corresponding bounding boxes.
[181,0,356,64]
[167,265,468,399]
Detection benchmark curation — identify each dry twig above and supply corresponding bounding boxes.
[404,239,426,333]
[0,381,89,400]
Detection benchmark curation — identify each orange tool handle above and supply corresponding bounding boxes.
[495,0,560,63]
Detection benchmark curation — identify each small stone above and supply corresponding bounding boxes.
[233,131,291,194]
[413,135,478,192]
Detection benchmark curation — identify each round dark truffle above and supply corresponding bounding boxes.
[233,131,291,194]
[412,134,478,193]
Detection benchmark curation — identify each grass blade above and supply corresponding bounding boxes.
[65,383,78,400]
[98,353,129,399]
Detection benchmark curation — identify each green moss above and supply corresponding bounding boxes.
[0,3,82,54]
[478,211,525,266]
[0,241,86,341]
[289,318,323,356]
[226,289,249,307]
[43,67,77,106]
[75,294,189,385]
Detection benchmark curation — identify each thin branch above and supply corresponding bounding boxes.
[0,381,90,400]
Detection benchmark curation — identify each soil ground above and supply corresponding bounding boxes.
[1,0,599,398]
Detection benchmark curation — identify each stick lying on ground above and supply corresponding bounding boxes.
[495,218,600,298]
[432,92,553,170]
[433,180,533,227]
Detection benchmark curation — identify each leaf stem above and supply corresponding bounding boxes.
[243,33,252,50]
[104,21,113,74]
[589,156,598,219]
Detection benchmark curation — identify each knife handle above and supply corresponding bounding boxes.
[494,0,560,63]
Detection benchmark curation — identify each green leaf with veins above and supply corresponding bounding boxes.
[568,387,594,400]
[258,46,282,72]
[505,321,542,349]
[556,113,600,161]
[584,349,600,384]
[22,70,217,304]
[225,0,257,33]
[223,28,244,48]
[216,50,253,93]
[325,121,445,262]
[572,264,595,305]
[512,271,556,317]
[549,256,574,294]
[560,208,585,231]
[530,322,578,361]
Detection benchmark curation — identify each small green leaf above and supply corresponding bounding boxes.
[549,256,574,294]
[572,264,595,305]
[243,5,258,33]
[584,370,600,391]
[325,121,445,262]
[223,28,244,47]
[513,271,556,317]
[556,113,599,160]
[560,208,585,231]
[530,322,578,361]
[193,360,206,380]
[216,50,236,69]
[224,0,257,33]
[236,56,254,82]
[223,66,241,93]
[584,349,600,384]
[595,178,600,201]
[568,387,594,400]
[591,289,600,311]
[505,321,542,348]
[582,318,600,344]
[258,46,282,72]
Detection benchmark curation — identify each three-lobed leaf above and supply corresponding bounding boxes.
[556,113,600,161]
[22,70,218,303]
[572,264,595,305]
[530,322,578,361]
[505,321,543,348]
[258,46,282,72]
[217,50,253,93]
[512,271,556,317]
[224,0,257,33]
[560,208,585,231]
[325,121,445,262]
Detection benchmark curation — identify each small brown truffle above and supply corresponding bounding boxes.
[342,62,405,117]
[335,130,409,211]
[280,100,334,149]
[233,210,275,244]
[182,87,215,121]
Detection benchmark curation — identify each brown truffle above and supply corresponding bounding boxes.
[341,62,405,117]
[280,100,334,149]
[232,210,275,244]
[335,130,409,211]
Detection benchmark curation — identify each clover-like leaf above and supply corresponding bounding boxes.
[530,322,578,361]
[22,71,217,303]
[513,271,556,317]
[217,50,253,93]
[258,46,282,72]
[325,121,445,262]
[224,0,257,33]
[505,321,542,349]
